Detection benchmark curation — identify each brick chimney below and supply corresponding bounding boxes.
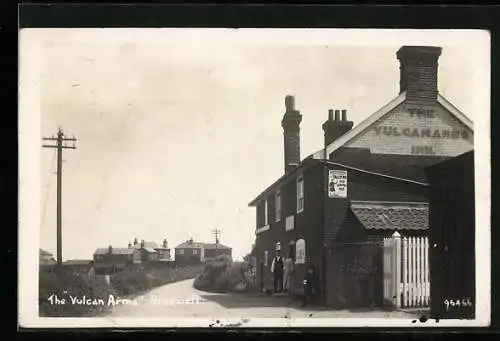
[281,95,302,174]
[322,108,354,148]
[397,46,442,104]
[128,241,132,248]
[108,245,113,254]
[133,238,138,246]
[140,240,145,248]
[163,239,168,248]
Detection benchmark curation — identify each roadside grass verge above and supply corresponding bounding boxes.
[39,264,203,317]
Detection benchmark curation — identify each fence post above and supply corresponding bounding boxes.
[403,237,408,307]
[392,232,401,309]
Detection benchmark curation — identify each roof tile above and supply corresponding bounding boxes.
[351,202,428,231]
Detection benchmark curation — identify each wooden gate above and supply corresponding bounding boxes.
[383,233,430,309]
[427,151,475,319]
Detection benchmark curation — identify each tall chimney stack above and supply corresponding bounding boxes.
[281,95,302,174]
[322,108,354,152]
[397,46,442,104]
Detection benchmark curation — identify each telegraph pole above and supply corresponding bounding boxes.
[212,228,221,248]
[42,127,77,277]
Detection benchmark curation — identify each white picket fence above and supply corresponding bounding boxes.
[383,232,430,309]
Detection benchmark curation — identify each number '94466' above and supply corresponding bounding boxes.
[444,298,473,310]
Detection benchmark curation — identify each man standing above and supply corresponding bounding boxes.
[271,249,284,293]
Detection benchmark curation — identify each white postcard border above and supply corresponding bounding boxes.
[18,28,491,328]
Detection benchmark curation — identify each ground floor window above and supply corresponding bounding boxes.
[295,238,305,264]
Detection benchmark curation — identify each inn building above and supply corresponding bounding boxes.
[248,46,474,307]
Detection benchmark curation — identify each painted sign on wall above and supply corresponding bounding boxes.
[346,104,473,157]
[328,170,348,198]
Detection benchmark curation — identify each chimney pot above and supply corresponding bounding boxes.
[334,110,340,121]
[341,110,347,121]
[328,109,334,121]
[285,95,295,112]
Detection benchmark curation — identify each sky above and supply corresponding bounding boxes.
[27,29,486,261]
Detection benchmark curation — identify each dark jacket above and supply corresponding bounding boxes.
[303,269,319,295]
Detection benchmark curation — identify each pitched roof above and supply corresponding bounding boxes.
[142,247,158,253]
[175,241,204,249]
[40,249,53,256]
[312,92,473,160]
[203,243,231,250]
[133,241,159,250]
[351,201,428,231]
[94,248,137,255]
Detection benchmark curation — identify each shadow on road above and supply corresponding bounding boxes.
[200,292,339,312]
[200,293,295,309]
[200,291,430,316]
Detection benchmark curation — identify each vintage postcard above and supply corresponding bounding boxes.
[18,28,491,328]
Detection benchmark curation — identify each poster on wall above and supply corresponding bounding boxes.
[328,170,348,198]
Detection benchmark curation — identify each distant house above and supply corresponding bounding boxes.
[175,238,233,265]
[39,249,56,273]
[202,243,232,261]
[62,259,92,274]
[93,246,141,274]
[154,239,171,261]
[40,249,55,265]
[174,238,204,265]
[130,238,160,262]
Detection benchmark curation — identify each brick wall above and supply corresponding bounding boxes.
[254,165,324,294]
[282,125,301,173]
[346,102,473,157]
[397,46,441,104]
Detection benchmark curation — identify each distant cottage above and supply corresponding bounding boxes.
[154,239,171,261]
[39,249,56,273]
[93,245,141,274]
[127,237,171,262]
[174,238,232,265]
[62,259,92,274]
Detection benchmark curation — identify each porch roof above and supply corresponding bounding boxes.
[351,201,428,231]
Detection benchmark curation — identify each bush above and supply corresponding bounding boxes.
[193,256,257,293]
